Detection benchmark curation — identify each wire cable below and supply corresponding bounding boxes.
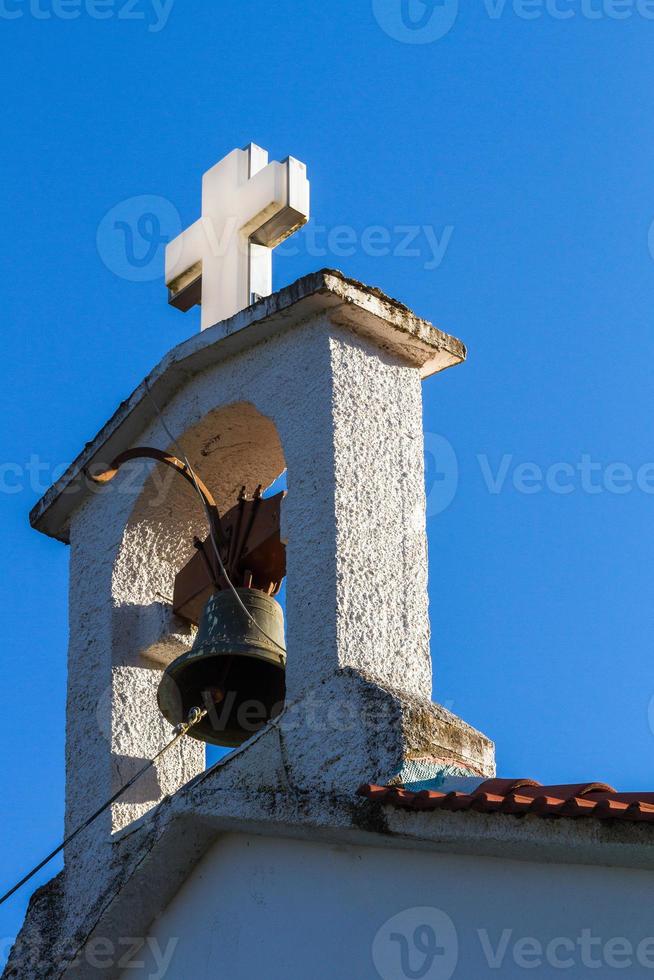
[143,379,287,657]
[0,707,207,909]
[2,389,287,909]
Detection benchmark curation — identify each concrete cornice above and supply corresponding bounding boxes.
[29,269,466,544]
[59,760,654,979]
[7,710,653,980]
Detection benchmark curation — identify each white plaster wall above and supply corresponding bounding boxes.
[119,834,654,980]
[330,332,431,696]
[62,314,436,905]
[67,318,433,812]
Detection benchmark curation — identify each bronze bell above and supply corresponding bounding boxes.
[157,588,286,747]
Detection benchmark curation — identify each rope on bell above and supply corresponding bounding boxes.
[0,707,208,909]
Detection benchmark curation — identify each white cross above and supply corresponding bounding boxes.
[165,144,310,331]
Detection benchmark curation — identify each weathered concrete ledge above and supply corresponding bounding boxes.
[29,269,465,544]
[4,700,653,980]
[4,668,494,980]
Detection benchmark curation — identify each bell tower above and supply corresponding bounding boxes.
[9,152,493,978]
[27,267,494,917]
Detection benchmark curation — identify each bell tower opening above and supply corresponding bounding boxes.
[115,400,288,775]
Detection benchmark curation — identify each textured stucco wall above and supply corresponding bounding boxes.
[120,834,654,980]
[329,333,431,697]
[66,315,440,844]
[56,311,489,929]
[5,298,496,979]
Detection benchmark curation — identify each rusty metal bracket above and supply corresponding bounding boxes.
[88,446,287,628]
[173,490,286,625]
[88,447,224,546]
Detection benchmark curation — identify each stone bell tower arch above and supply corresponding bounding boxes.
[105,401,288,824]
[7,269,494,979]
[67,395,290,874]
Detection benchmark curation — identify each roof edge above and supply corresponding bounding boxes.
[29,269,466,543]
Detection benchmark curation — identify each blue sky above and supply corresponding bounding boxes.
[2,0,654,961]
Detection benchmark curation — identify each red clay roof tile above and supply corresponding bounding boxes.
[357,778,654,826]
